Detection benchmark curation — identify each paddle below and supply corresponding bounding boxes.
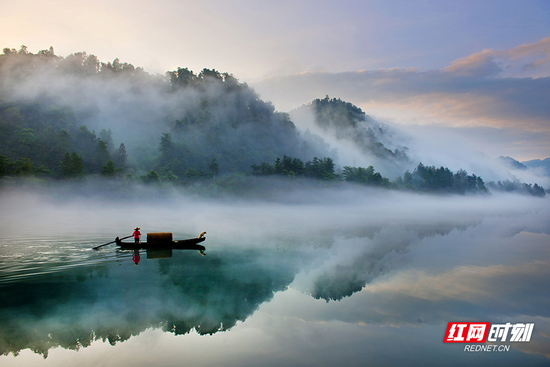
[93,235,133,250]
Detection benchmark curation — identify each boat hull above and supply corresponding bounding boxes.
[116,236,206,250]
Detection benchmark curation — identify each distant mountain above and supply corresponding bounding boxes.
[498,156,528,170]
[522,158,550,177]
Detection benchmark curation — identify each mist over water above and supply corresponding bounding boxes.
[0,50,549,361]
[0,186,549,366]
[0,41,548,367]
[1,186,548,285]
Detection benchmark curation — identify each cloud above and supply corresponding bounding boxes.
[252,38,550,160]
[444,49,503,77]
[367,261,550,308]
[445,37,550,78]
[252,38,550,161]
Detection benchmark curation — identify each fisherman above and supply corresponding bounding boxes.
[133,227,141,244]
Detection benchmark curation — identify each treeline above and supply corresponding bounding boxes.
[248,157,519,196]
[395,163,489,194]
[251,156,336,180]
[0,46,546,198]
[2,131,546,197]
[1,45,145,79]
[341,165,392,188]
[487,180,546,197]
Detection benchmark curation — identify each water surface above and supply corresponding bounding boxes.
[0,188,549,366]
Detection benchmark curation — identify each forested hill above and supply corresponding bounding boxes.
[0,46,546,197]
[0,46,331,181]
[298,96,409,162]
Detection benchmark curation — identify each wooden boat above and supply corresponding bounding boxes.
[115,231,206,251]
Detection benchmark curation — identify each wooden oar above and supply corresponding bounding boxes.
[93,235,133,250]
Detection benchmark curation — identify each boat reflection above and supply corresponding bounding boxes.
[122,247,207,266]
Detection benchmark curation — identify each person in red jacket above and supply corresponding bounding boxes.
[133,227,141,244]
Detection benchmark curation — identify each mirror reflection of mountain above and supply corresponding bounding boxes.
[0,247,298,358]
[0,218,490,358]
[306,220,483,301]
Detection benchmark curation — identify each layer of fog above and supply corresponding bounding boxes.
[1,186,548,360]
[3,52,548,190]
[3,66,204,161]
[2,185,548,289]
[3,182,548,236]
[288,104,410,178]
[393,122,550,187]
[287,102,549,187]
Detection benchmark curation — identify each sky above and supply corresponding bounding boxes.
[1,0,549,160]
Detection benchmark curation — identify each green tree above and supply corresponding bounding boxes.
[208,158,219,179]
[14,158,33,176]
[184,168,200,180]
[0,155,11,177]
[199,68,223,82]
[141,170,160,184]
[115,143,128,168]
[158,133,175,166]
[274,157,283,175]
[61,152,84,178]
[16,128,36,145]
[305,157,335,180]
[167,67,196,89]
[101,160,116,177]
[260,162,274,175]
[250,164,261,176]
[282,156,304,176]
[342,165,390,187]
[75,125,98,171]
[162,170,178,182]
[96,140,111,169]
[403,170,413,188]
[341,166,355,181]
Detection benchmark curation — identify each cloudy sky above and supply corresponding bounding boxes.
[2,0,549,160]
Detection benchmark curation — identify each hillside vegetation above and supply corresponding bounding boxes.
[0,46,545,197]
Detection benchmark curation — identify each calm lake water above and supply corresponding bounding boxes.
[0,187,549,366]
